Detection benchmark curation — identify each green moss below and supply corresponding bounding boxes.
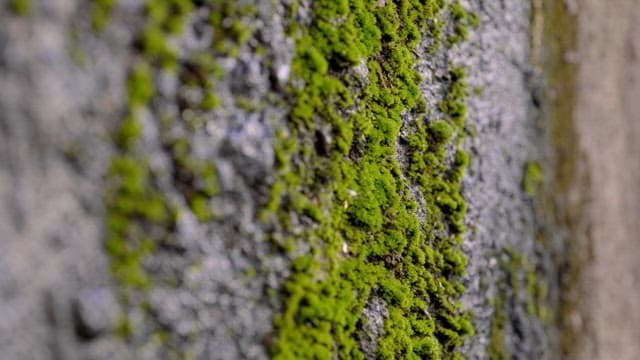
[115,116,141,150]
[104,153,169,289]
[127,63,155,108]
[487,250,520,360]
[268,0,473,358]
[91,0,117,31]
[523,161,543,196]
[208,2,257,56]
[104,1,246,346]
[9,0,33,16]
[487,248,548,358]
[236,97,257,111]
[447,1,478,45]
[168,137,220,212]
[429,120,454,144]
[140,26,178,69]
[189,195,211,222]
[145,0,193,33]
[200,93,219,111]
[104,0,189,341]
[113,312,133,339]
[487,291,509,360]
[524,257,549,321]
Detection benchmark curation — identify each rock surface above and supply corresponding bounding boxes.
[0,0,561,359]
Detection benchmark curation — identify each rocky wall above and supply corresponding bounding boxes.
[0,0,554,359]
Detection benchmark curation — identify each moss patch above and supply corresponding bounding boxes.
[8,0,33,16]
[523,161,543,197]
[487,248,548,359]
[91,0,117,31]
[267,0,476,358]
[103,0,240,350]
[104,0,478,357]
[487,290,509,360]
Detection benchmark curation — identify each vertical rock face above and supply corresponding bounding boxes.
[0,1,553,359]
[456,0,549,358]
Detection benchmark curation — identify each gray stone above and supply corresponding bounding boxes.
[0,0,554,358]
[73,288,118,339]
[359,296,388,359]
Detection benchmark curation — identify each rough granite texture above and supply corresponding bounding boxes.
[0,0,552,359]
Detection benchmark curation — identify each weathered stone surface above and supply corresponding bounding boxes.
[0,0,560,358]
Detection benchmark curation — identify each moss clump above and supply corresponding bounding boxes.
[8,0,33,16]
[127,63,155,108]
[105,153,171,289]
[487,291,509,360]
[267,0,475,358]
[525,264,548,320]
[138,0,199,69]
[435,119,456,140]
[168,137,219,222]
[189,195,211,222]
[105,52,171,294]
[208,2,258,56]
[91,0,117,31]
[487,248,548,359]
[523,161,543,196]
[200,93,219,111]
[447,1,479,45]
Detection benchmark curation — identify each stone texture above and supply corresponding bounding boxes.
[0,0,553,358]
